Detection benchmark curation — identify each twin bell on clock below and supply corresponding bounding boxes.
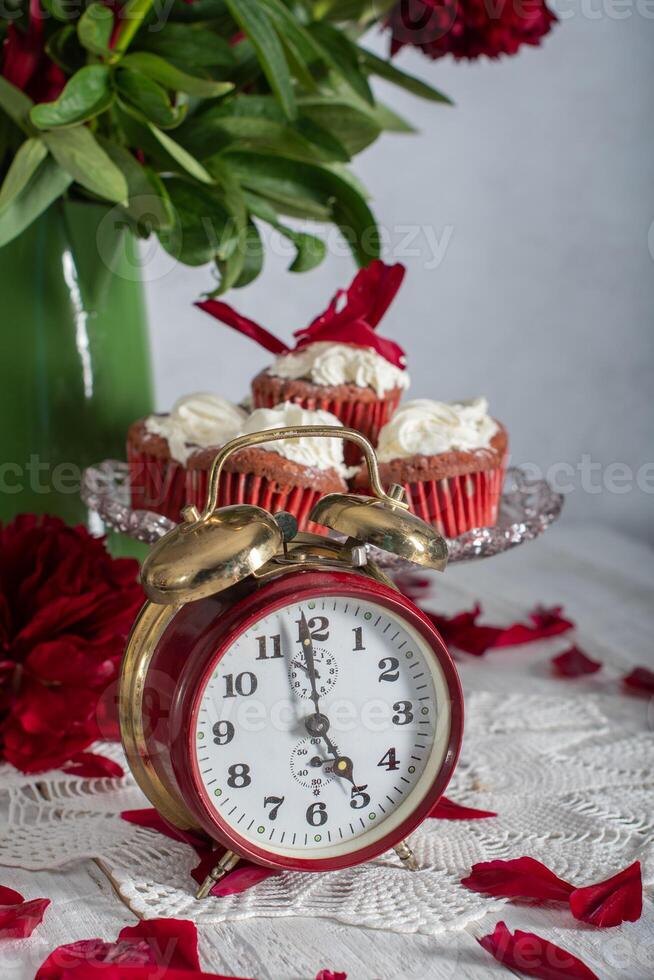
[120,426,464,899]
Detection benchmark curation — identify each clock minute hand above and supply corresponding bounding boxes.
[298,610,321,713]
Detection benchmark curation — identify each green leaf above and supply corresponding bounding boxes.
[207,156,248,292]
[358,47,453,104]
[121,52,234,99]
[308,22,373,106]
[134,25,237,70]
[46,26,86,75]
[0,156,72,247]
[160,176,237,266]
[167,0,230,21]
[41,0,78,22]
[44,126,128,204]
[30,66,114,129]
[97,136,175,234]
[77,3,114,56]
[277,223,326,273]
[117,69,186,129]
[298,97,380,156]
[231,219,264,288]
[147,123,213,183]
[224,0,296,120]
[257,0,326,71]
[226,152,379,264]
[0,76,34,130]
[0,137,47,208]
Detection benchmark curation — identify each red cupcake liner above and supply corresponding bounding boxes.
[128,446,328,534]
[252,383,402,465]
[404,464,506,536]
[358,462,506,537]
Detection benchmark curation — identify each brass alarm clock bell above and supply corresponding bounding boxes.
[121,427,462,898]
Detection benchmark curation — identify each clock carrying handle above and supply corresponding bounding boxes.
[197,425,406,522]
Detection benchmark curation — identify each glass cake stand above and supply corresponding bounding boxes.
[81,461,563,565]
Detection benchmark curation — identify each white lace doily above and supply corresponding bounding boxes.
[1,690,652,937]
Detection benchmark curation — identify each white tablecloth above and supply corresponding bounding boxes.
[1,524,652,979]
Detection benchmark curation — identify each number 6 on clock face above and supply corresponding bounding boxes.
[159,571,463,873]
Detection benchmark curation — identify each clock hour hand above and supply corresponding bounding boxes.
[304,713,358,788]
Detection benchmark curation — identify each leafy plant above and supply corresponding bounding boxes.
[0,0,451,291]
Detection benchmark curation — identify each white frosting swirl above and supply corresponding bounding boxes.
[242,402,352,477]
[377,398,499,461]
[146,393,247,464]
[267,342,409,397]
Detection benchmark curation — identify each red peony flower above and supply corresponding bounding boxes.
[1,0,66,102]
[387,0,556,61]
[0,514,143,773]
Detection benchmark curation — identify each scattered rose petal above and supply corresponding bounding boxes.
[61,752,124,779]
[121,808,209,852]
[551,647,602,678]
[0,885,49,939]
[623,666,654,695]
[462,858,573,902]
[569,861,642,928]
[428,796,497,819]
[191,851,278,897]
[35,918,250,979]
[478,921,598,979]
[316,972,347,980]
[424,604,574,656]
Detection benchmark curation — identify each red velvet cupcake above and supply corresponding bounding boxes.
[352,398,508,537]
[128,398,349,532]
[196,260,410,464]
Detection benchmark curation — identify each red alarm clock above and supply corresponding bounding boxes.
[120,426,463,898]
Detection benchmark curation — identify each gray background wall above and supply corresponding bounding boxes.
[143,7,654,541]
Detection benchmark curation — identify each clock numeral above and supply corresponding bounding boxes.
[212,720,234,746]
[378,657,400,682]
[256,634,282,660]
[263,795,285,820]
[223,671,257,698]
[377,747,400,771]
[306,801,328,827]
[352,626,366,651]
[350,785,370,810]
[392,700,414,726]
[297,615,329,643]
[227,763,251,788]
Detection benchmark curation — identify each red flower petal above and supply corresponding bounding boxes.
[121,808,209,852]
[569,861,642,928]
[197,261,407,369]
[462,858,574,902]
[423,604,574,656]
[428,796,497,819]
[61,752,124,779]
[0,885,49,939]
[316,972,347,980]
[623,666,654,695]
[478,921,598,980]
[35,918,252,979]
[551,646,602,678]
[191,850,279,897]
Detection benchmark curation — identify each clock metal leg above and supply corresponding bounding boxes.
[394,839,419,871]
[195,849,240,899]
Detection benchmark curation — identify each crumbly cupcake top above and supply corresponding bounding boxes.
[145,393,246,465]
[377,398,499,461]
[242,402,353,478]
[266,341,410,398]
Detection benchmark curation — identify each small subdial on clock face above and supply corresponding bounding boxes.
[288,644,338,699]
[290,737,336,794]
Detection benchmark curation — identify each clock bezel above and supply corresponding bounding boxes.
[171,568,464,873]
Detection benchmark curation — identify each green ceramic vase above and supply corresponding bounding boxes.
[0,199,153,526]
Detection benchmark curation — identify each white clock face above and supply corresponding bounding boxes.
[193,594,452,860]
